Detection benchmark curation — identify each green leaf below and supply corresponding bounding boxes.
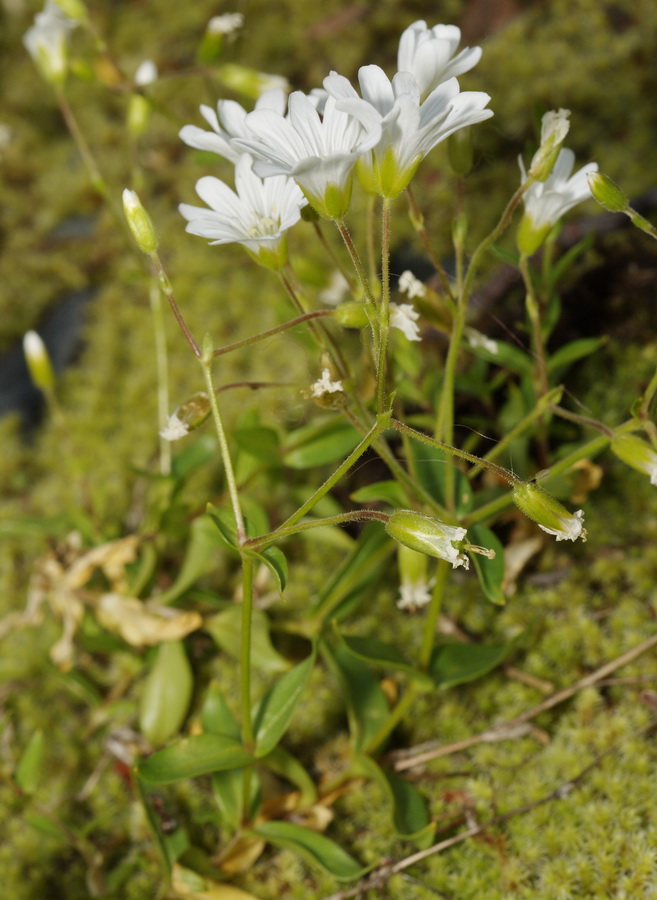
[249,821,368,880]
[200,682,241,739]
[172,435,217,481]
[253,544,288,593]
[206,504,240,553]
[252,650,316,757]
[338,633,432,688]
[233,426,280,462]
[138,735,253,784]
[359,756,434,842]
[314,522,393,621]
[139,640,194,747]
[15,729,45,794]
[349,480,408,507]
[261,745,317,807]
[211,768,245,831]
[547,337,607,375]
[24,812,69,841]
[324,644,390,753]
[407,441,473,513]
[469,523,506,606]
[206,607,290,675]
[156,515,226,605]
[134,776,190,874]
[429,641,512,689]
[282,419,361,469]
[466,338,533,377]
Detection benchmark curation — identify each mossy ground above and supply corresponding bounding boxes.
[2,0,657,897]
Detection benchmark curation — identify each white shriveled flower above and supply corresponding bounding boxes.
[465,327,499,355]
[234,92,380,219]
[517,148,598,255]
[397,21,482,100]
[398,269,426,299]
[310,368,344,398]
[390,303,421,341]
[386,510,470,569]
[179,154,306,270]
[23,0,77,86]
[179,87,287,165]
[207,13,244,35]
[396,578,434,611]
[513,482,587,542]
[160,413,189,442]
[325,68,492,198]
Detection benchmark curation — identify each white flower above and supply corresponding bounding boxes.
[135,59,158,86]
[319,270,350,306]
[465,327,498,355]
[396,578,434,611]
[207,13,244,35]
[310,368,343,398]
[390,303,421,341]
[398,269,426,299]
[325,67,492,198]
[517,148,597,254]
[179,154,306,269]
[397,21,482,99]
[538,508,586,542]
[23,0,77,85]
[160,413,189,442]
[179,87,287,165]
[234,92,380,219]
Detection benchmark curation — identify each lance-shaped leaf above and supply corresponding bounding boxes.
[429,641,512,689]
[249,821,368,880]
[323,643,390,753]
[138,734,253,784]
[358,755,434,844]
[282,418,361,469]
[338,632,433,689]
[252,650,316,757]
[206,607,290,675]
[469,523,506,606]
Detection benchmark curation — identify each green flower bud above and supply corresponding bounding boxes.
[23,330,55,395]
[122,188,158,256]
[386,510,469,569]
[528,109,571,181]
[610,433,657,484]
[513,482,586,542]
[139,640,193,746]
[587,171,628,213]
[334,301,369,329]
[516,212,551,257]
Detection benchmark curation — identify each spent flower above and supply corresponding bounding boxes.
[23,0,77,86]
[398,269,426,299]
[386,510,469,569]
[179,155,306,270]
[397,21,482,100]
[325,67,492,198]
[390,303,421,341]
[513,482,586,542]
[611,433,657,485]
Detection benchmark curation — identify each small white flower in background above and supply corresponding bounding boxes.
[398,269,426,299]
[396,578,434,611]
[319,270,350,306]
[179,154,306,270]
[465,327,498,355]
[179,87,287,165]
[207,12,244,35]
[234,92,380,219]
[23,0,77,86]
[397,21,482,100]
[325,67,492,198]
[390,303,421,341]
[517,148,597,255]
[134,59,158,86]
[310,368,344,398]
[160,412,189,442]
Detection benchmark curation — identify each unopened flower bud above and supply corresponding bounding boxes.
[386,510,469,569]
[334,301,369,329]
[587,171,628,213]
[610,433,657,485]
[23,330,55,394]
[122,188,158,256]
[513,482,586,542]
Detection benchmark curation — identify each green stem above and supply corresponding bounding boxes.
[419,559,450,670]
[520,254,549,396]
[637,365,657,420]
[151,254,201,358]
[364,684,420,756]
[55,86,112,205]
[366,194,379,288]
[149,278,171,476]
[244,510,389,552]
[376,199,392,414]
[200,346,245,541]
[540,433,611,481]
[213,310,334,358]
[335,219,377,312]
[312,220,356,292]
[277,414,391,534]
[405,185,455,310]
[627,208,657,240]
[240,555,255,822]
[462,491,515,527]
[550,404,614,437]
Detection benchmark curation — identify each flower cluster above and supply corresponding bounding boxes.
[178,19,491,253]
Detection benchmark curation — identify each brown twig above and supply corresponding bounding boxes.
[392,631,657,772]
